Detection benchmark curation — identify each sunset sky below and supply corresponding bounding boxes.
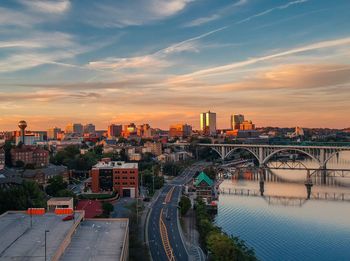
[0,0,350,131]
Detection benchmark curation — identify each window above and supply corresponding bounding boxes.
[122,182,127,185]
[122,177,127,179]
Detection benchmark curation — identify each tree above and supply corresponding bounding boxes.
[102,202,114,216]
[3,141,13,167]
[163,162,182,176]
[46,176,68,196]
[207,232,236,261]
[203,166,216,180]
[15,160,25,168]
[25,163,35,169]
[179,196,191,216]
[0,181,46,214]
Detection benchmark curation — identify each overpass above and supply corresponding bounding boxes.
[197,143,350,168]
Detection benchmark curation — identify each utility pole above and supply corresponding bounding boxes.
[152,165,155,194]
[44,230,49,261]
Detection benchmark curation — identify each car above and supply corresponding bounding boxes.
[62,215,74,221]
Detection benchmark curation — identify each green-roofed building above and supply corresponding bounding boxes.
[194,171,214,202]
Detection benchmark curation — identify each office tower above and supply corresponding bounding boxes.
[169,124,192,138]
[47,127,61,140]
[231,114,244,130]
[200,111,216,135]
[83,123,96,134]
[65,123,83,134]
[107,124,122,137]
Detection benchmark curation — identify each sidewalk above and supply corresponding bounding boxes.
[181,205,206,261]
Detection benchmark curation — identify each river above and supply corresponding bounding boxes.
[215,151,350,261]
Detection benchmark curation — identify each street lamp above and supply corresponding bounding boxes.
[44,230,50,261]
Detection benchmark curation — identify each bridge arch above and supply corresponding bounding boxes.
[225,147,260,163]
[209,147,224,159]
[323,151,343,166]
[263,148,321,166]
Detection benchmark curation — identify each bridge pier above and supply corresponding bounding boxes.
[259,167,265,196]
[305,170,313,199]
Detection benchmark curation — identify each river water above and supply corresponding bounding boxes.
[215,151,350,261]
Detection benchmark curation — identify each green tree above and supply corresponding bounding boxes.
[102,202,114,216]
[203,166,216,180]
[3,141,13,167]
[207,232,236,261]
[179,196,191,216]
[0,181,46,214]
[46,176,68,196]
[15,160,25,168]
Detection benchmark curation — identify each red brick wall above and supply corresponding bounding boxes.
[91,169,100,193]
[112,168,138,197]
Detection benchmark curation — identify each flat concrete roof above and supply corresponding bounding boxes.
[93,161,138,169]
[47,197,73,202]
[0,211,83,261]
[60,219,128,261]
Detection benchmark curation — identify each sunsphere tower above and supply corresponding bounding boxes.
[18,120,27,144]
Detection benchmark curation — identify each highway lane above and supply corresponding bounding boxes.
[147,163,206,261]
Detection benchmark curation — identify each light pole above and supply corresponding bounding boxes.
[44,230,50,261]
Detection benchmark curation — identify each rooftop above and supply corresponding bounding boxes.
[93,161,138,169]
[60,219,128,261]
[194,171,214,187]
[47,197,73,202]
[0,211,84,260]
[0,212,128,261]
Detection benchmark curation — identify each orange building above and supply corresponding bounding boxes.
[169,123,192,138]
[91,161,138,198]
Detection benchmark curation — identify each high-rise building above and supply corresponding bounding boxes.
[137,124,154,138]
[200,111,216,135]
[107,124,122,137]
[239,120,255,130]
[47,127,61,140]
[122,123,137,138]
[231,114,244,130]
[83,123,96,134]
[65,123,83,134]
[169,124,192,138]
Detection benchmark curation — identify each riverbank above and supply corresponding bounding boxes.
[194,198,257,261]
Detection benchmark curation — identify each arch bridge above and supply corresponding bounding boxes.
[197,143,350,168]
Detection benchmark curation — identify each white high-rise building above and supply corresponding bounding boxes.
[200,111,216,135]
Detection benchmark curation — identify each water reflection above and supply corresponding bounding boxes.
[215,151,350,261]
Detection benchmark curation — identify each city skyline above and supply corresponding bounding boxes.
[1,0,350,130]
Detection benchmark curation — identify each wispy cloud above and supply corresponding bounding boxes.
[185,0,248,27]
[18,0,71,14]
[83,0,195,28]
[236,0,309,24]
[185,14,221,27]
[173,36,350,80]
[0,7,42,27]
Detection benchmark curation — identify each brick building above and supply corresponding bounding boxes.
[11,146,49,168]
[144,141,162,156]
[91,160,138,197]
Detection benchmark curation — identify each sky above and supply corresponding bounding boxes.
[0,0,350,131]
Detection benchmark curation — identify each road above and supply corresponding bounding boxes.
[147,163,206,261]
